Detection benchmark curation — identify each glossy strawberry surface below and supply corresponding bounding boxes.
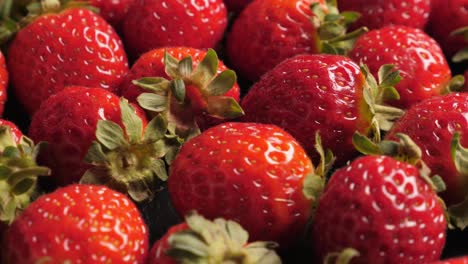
[241,54,369,166]
[120,46,240,130]
[168,122,314,247]
[122,0,227,58]
[28,86,147,187]
[226,0,325,81]
[0,51,8,117]
[433,256,468,264]
[147,223,188,264]
[312,155,447,264]
[0,119,23,144]
[7,8,129,114]
[386,93,468,206]
[90,0,134,27]
[349,26,451,109]
[337,0,431,30]
[427,0,468,58]
[5,184,149,263]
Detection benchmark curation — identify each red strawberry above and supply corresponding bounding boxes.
[226,0,364,81]
[147,212,281,263]
[311,155,447,264]
[4,184,149,263]
[427,0,468,59]
[168,122,316,248]
[0,51,8,116]
[89,0,134,28]
[348,25,452,109]
[0,119,23,144]
[241,53,403,166]
[28,86,147,187]
[7,6,129,114]
[121,47,242,133]
[337,0,431,30]
[432,256,468,264]
[385,93,468,206]
[224,0,252,13]
[121,0,228,58]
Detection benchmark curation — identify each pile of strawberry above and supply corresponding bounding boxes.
[0,0,467,263]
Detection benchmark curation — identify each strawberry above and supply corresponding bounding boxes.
[385,93,468,206]
[6,4,129,114]
[427,0,468,59]
[224,0,252,13]
[0,51,8,117]
[226,0,366,81]
[121,0,228,58]
[147,212,281,263]
[4,184,149,263]
[337,0,431,30]
[432,256,468,264]
[168,122,318,248]
[0,119,23,144]
[241,53,403,166]
[89,0,134,28]
[28,86,147,188]
[121,47,242,135]
[348,25,452,109]
[311,155,447,263]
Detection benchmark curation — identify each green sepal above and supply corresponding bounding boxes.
[302,172,325,202]
[206,96,244,119]
[179,56,193,78]
[137,93,168,112]
[448,195,468,230]
[165,212,282,264]
[206,70,237,96]
[144,114,167,142]
[132,77,171,94]
[313,132,335,178]
[165,50,182,78]
[442,75,466,94]
[324,248,360,264]
[451,132,468,175]
[120,98,143,144]
[192,49,218,89]
[171,79,186,103]
[453,48,468,63]
[95,120,127,150]
[352,131,383,155]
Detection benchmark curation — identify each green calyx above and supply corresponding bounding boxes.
[352,132,446,193]
[166,212,282,264]
[0,126,50,225]
[311,0,368,55]
[81,98,178,202]
[323,248,360,264]
[361,64,405,138]
[450,26,468,63]
[134,49,244,140]
[451,132,468,176]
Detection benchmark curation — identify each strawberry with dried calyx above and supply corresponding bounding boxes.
[148,212,282,264]
[132,48,243,141]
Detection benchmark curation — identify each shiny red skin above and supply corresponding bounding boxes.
[5,184,149,263]
[224,0,253,13]
[122,0,227,58]
[28,86,147,187]
[168,122,314,247]
[0,119,23,144]
[0,51,8,116]
[427,0,468,58]
[7,8,129,115]
[241,54,369,166]
[90,0,134,28]
[120,47,240,131]
[226,0,326,81]
[433,256,468,264]
[337,0,431,30]
[385,93,468,206]
[312,155,447,264]
[349,25,452,109]
[147,223,188,264]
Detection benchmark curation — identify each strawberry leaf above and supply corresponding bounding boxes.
[206,96,244,119]
[178,56,193,78]
[144,115,167,142]
[120,98,143,144]
[165,50,181,78]
[206,70,237,96]
[132,77,171,93]
[137,93,168,112]
[171,79,186,103]
[192,48,218,88]
[451,132,468,175]
[96,120,126,150]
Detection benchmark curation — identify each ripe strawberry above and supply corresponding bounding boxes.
[28,86,147,187]
[120,47,242,134]
[226,0,364,81]
[337,0,431,30]
[4,184,149,263]
[121,0,228,58]
[147,212,281,263]
[241,54,403,166]
[427,0,468,59]
[224,0,252,13]
[432,256,468,264]
[7,6,129,114]
[89,0,134,28]
[168,122,316,248]
[0,51,8,117]
[311,155,447,264]
[348,25,452,109]
[385,93,468,206]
